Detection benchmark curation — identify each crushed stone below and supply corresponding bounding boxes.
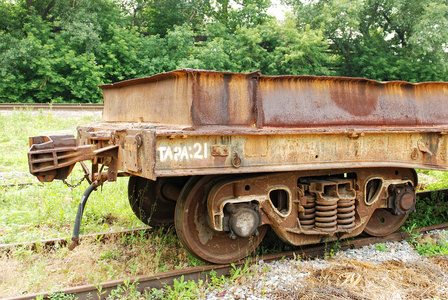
[205,230,448,300]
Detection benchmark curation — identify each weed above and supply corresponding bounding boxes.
[208,269,227,289]
[186,252,204,267]
[108,279,142,300]
[293,252,302,261]
[151,276,206,299]
[374,243,387,252]
[229,260,252,282]
[405,223,448,256]
[94,282,107,299]
[324,239,341,258]
[415,241,448,256]
[48,292,77,300]
[100,249,121,260]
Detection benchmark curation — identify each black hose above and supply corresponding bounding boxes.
[68,181,99,250]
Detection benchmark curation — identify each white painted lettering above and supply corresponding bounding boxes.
[173,146,181,161]
[164,146,173,161]
[158,143,210,162]
[180,146,189,160]
[158,146,167,162]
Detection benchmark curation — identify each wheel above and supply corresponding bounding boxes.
[175,176,268,264]
[128,176,188,227]
[363,208,408,237]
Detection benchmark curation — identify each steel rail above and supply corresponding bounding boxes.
[1,182,42,189]
[0,228,152,252]
[4,222,448,300]
[0,103,103,111]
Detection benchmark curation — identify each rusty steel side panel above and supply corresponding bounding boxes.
[191,71,258,126]
[101,69,259,127]
[101,71,194,125]
[30,70,448,182]
[100,69,448,129]
[154,131,448,178]
[259,76,448,127]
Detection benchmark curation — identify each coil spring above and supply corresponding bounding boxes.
[337,199,356,229]
[298,193,315,229]
[315,198,338,231]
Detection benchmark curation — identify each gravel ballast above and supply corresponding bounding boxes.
[205,230,448,300]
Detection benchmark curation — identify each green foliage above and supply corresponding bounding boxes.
[145,261,255,299]
[375,243,387,252]
[403,190,448,229]
[292,0,448,81]
[108,279,143,299]
[1,0,447,104]
[406,224,448,256]
[47,292,77,300]
[161,276,205,299]
[414,240,448,256]
[0,1,109,103]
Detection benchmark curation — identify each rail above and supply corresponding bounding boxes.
[0,228,151,252]
[0,103,103,111]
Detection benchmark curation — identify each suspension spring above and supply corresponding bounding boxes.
[315,198,338,232]
[298,193,316,229]
[337,199,356,229]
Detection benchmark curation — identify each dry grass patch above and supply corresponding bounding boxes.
[428,254,448,272]
[0,227,195,297]
[278,259,448,300]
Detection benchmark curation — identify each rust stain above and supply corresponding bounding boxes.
[329,81,378,117]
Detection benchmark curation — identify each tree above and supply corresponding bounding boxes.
[290,0,448,82]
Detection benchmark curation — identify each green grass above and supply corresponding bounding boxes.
[403,188,448,230]
[0,110,200,297]
[0,110,143,244]
[0,110,97,173]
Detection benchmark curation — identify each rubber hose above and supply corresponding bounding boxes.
[68,181,99,250]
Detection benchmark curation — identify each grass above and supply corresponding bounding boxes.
[1,110,448,298]
[403,183,448,230]
[0,110,144,243]
[0,229,190,297]
[0,110,195,297]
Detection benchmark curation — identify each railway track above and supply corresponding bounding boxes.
[0,228,151,252]
[3,222,448,300]
[2,188,447,300]
[0,103,103,111]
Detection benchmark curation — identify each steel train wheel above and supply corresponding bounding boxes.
[363,208,408,237]
[128,176,188,227]
[175,176,268,264]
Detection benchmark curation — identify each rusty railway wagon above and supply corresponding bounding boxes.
[28,69,448,263]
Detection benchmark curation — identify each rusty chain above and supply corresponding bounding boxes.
[62,176,86,188]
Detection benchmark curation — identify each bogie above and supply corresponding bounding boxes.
[172,168,417,263]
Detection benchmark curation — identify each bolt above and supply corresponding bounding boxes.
[253,205,259,212]
[230,207,237,214]
[228,232,237,240]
